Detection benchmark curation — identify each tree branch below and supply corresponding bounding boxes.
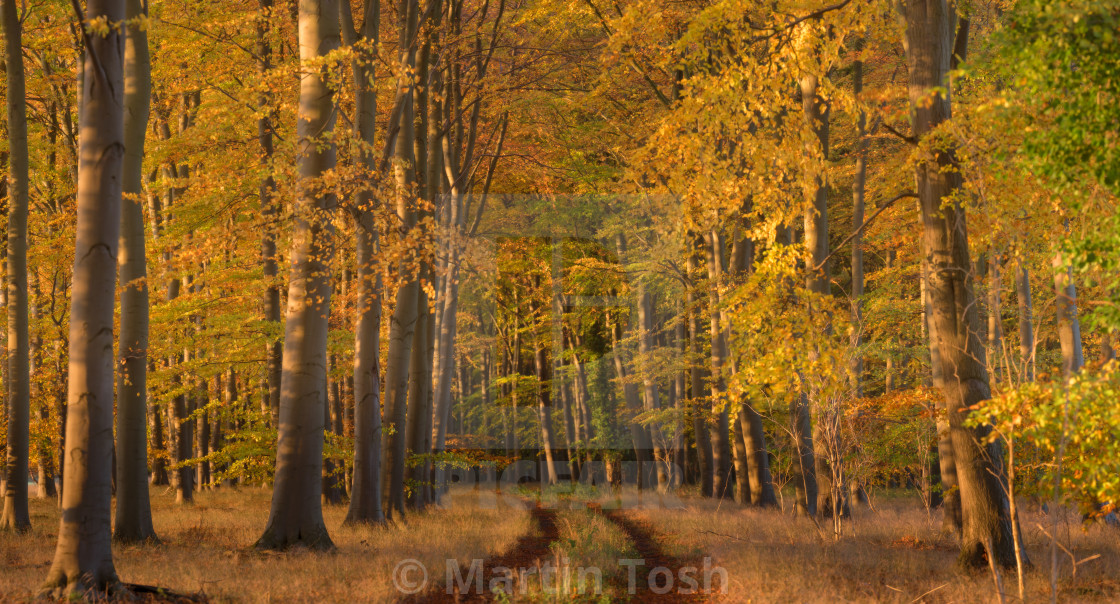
[815,192,918,272]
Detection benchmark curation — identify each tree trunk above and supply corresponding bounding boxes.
[686,238,714,496]
[41,0,125,592]
[0,0,32,533]
[113,0,157,542]
[986,255,1003,381]
[255,0,340,551]
[533,275,558,485]
[800,74,828,518]
[923,259,961,534]
[174,351,195,504]
[903,0,1023,568]
[381,0,421,521]
[850,55,867,398]
[405,289,433,509]
[610,311,651,488]
[703,231,733,499]
[322,362,343,505]
[1053,250,1084,379]
[341,0,384,526]
[1014,261,1035,382]
[197,405,210,490]
[258,0,283,428]
[31,277,56,499]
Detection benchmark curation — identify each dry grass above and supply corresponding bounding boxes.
[549,506,639,600]
[6,484,1119,603]
[0,485,529,603]
[631,490,1120,603]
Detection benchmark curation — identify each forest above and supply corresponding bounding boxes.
[1,0,1119,602]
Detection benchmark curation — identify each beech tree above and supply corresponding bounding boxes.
[341,0,384,527]
[901,0,1024,568]
[0,0,31,533]
[113,0,156,543]
[255,0,340,551]
[41,0,126,594]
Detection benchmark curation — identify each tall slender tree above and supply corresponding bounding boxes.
[255,0,340,551]
[341,0,385,526]
[258,0,282,426]
[381,0,421,520]
[0,0,32,533]
[41,0,126,593]
[114,0,157,543]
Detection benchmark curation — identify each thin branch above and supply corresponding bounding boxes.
[815,192,918,271]
[882,122,918,145]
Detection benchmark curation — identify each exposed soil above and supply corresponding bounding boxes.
[592,504,712,602]
[410,500,560,603]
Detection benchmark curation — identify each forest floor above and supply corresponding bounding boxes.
[1,484,1119,602]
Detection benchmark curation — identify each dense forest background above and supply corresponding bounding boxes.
[0,0,1119,600]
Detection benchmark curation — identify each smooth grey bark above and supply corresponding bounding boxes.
[922,258,961,533]
[0,0,31,533]
[703,231,732,499]
[113,0,157,543]
[341,0,385,526]
[255,0,340,551]
[381,0,420,521]
[1053,250,1083,379]
[903,0,1022,568]
[40,0,125,593]
[532,274,559,485]
[258,0,283,427]
[1014,261,1035,382]
[986,254,1003,381]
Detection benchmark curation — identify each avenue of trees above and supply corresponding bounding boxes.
[0,0,1118,598]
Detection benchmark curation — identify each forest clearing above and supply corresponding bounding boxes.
[1,0,1120,601]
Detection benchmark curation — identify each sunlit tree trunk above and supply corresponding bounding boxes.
[923,259,961,534]
[800,74,827,518]
[113,0,156,542]
[255,0,340,551]
[1014,261,1034,382]
[903,0,1023,568]
[0,0,32,533]
[40,0,125,592]
[984,255,1001,381]
[1053,249,1083,379]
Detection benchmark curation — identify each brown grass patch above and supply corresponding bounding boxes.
[0,485,529,603]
